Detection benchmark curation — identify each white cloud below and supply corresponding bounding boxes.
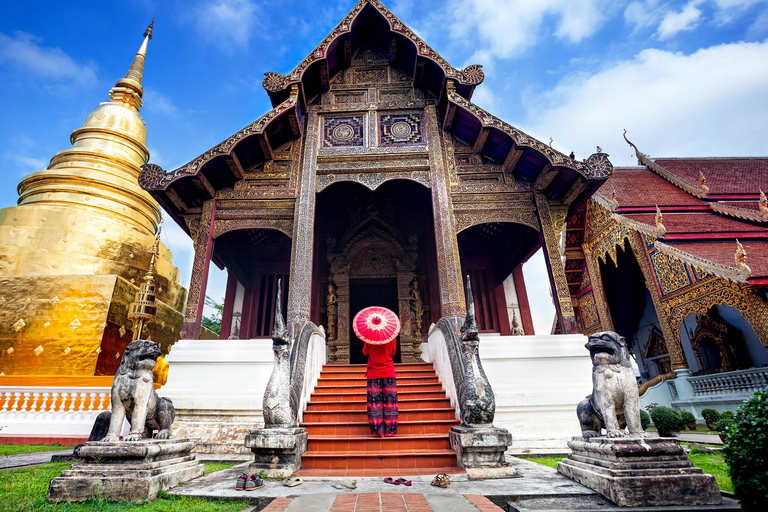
[657,0,704,39]
[191,0,262,51]
[0,32,97,90]
[449,0,619,61]
[524,40,768,166]
[625,0,664,30]
[143,88,177,115]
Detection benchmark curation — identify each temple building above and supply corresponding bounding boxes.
[139,0,612,353]
[563,136,768,416]
[0,22,186,380]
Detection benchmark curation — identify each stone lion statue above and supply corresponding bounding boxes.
[102,339,175,442]
[577,331,648,439]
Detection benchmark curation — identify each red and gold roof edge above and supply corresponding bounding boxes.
[262,0,485,98]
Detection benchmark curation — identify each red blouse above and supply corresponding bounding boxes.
[362,338,397,379]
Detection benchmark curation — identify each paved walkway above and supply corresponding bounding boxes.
[675,433,723,445]
[252,493,504,512]
[0,449,74,470]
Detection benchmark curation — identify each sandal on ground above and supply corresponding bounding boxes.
[431,473,450,487]
[384,477,395,484]
[393,478,412,486]
[246,475,264,490]
[235,473,249,491]
[282,476,303,487]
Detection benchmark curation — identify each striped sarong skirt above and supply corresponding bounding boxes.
[366,377,398,436]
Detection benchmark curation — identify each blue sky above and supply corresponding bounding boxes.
[1,0,767,334]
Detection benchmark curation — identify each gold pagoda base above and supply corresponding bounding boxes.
[0,274,183,376]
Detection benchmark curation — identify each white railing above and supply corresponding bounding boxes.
[0,387,111,437]
[688,367,768,397]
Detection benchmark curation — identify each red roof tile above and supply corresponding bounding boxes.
[653,158,768,196]
[599,167,703,207]
[625,212,768,235]
[664,241,768,278]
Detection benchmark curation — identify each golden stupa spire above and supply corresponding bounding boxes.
[110,18,154,108]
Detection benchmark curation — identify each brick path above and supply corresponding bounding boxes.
[258,492,504,512]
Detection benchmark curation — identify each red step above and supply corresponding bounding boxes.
[299,363,462,474]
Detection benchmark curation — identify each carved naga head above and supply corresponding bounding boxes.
[460,275,479,347]
[272,279,291,352]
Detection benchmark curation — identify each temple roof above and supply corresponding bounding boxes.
[139,0,612,233]
[594,156,768,282]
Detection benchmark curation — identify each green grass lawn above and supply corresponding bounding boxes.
[1,445,70,457]
[520,451,733,493]
[0,462,250,511]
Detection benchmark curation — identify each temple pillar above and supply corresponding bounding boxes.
[331,271,351,364]
[534,193,577,334]
[424,105,465,322]
[287,111,319,337]
[583,250,615,334]
[219,271,239,339]
[181,200,216,340]
[397,270,420,362]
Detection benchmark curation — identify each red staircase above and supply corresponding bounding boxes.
[297,363,464,477]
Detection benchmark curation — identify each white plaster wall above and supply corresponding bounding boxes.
[162,338,274,414]
[479,334,592,449]
[422,332,593,450]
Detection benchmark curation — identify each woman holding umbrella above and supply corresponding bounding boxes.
[354,306,400,437]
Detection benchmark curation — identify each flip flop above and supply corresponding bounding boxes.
[384,477,395,484]
[282,477,303,487]
[393,478,407,485]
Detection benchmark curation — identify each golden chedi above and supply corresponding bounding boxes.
[0,22,186,378]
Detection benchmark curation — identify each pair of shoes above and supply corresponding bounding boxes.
[431,473,450,487]
[235,473,264,491]
[383,477,412,486]
[282,476,303,487]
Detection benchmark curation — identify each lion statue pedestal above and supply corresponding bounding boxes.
[47,339,204,502]
[557,331,721,507]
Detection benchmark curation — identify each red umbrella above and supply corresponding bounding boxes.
[352,306,401,345]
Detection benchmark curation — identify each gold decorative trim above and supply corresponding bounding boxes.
[623,130,707,198]
[654,240,751,283]
[710,201,768,224]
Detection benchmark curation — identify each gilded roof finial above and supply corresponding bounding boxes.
[622,129,645,166]
[699,171,710,196]
[110,19,154,108]
[759,189,768,221]
[655,205,666,236]
[735,239,751,277]
[609,185,619,212]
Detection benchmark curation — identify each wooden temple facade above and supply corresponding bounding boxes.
[139,0,613,363]
[563,136,768,381]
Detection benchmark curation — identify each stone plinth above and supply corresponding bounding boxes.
[244,427,307,478]
[47,438,203,502]
[449,425,516,480]
[557,437,722,507]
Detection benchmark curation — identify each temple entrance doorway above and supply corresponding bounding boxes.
[313,180,439,363]
[349,278,401,364]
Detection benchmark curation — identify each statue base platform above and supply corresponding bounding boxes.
[244,427,307,478]
[557,437,722,507]
[47,438,203,503]
[449,425,516,479]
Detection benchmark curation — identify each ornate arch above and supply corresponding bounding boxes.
[316,171,430,193]
[454,211,540,233]
[212,219,293,239]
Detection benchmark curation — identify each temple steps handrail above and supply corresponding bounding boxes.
[687,367,768,397]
